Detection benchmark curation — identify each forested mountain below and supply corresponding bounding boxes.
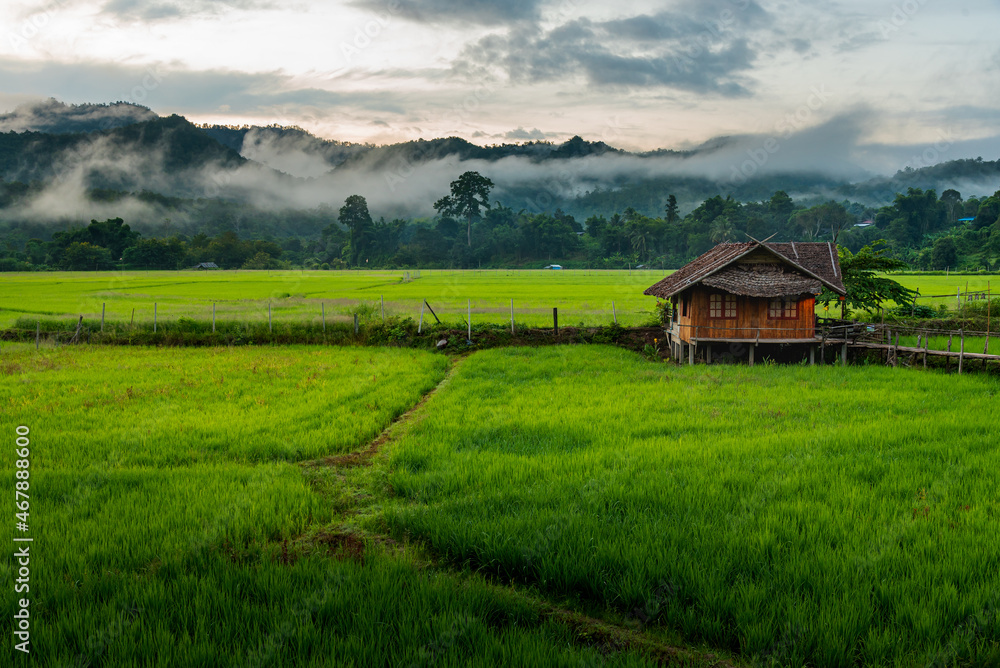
[0,99,158,134]
[0,114,247,188]
[0,100,999,272]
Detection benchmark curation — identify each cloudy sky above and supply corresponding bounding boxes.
[0,0,998,155]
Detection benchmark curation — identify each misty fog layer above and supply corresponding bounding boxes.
[4,107,1000,231]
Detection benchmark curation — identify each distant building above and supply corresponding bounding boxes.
[192,262,220,270]
[645,240,847,363]
[543,264,563,270]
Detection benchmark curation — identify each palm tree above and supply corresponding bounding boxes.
[710,216,735,243]
[629,227,648,261]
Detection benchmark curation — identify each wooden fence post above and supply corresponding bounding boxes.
[101,303,105,333]
[381,294,384,322]
[70,316,83,344]
[418,301,425,334]
[510,299,514,334]
[923,332,928,369]
[612,301,617,325]
[467,299,471,341]
[946,335,952,373]
[213,303,216,333]
[958,329,965,374]
[130,308,135,327]
[268,302,272,333]
[35,322,39,351]
[321,303,326,333]
[154,303,157,333]
[354,313,359,335]
[553,308,559,336]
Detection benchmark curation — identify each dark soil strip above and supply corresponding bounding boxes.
[301,355,467,469]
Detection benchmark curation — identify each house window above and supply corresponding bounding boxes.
[768,298,799,319]
[709,294,737,319]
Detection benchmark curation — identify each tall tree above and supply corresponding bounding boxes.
[434,171,494,247]
[791,201,854,242]
[339,194,374,266]
[664,194,679,224]
[941,189,962,225]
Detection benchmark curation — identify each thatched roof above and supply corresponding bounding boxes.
[644,241,846,299]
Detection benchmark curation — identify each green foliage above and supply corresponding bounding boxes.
[887,303,938,318]
[61,241,113,270]
[820,240,917,314]
[790,200,854,242]
[339,194,375,266]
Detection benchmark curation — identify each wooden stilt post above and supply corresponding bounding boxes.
[809,345,815,366]
[706,344,712,365]
[841,342,848,366]
[749,343,755,367]
[689,340,696,365]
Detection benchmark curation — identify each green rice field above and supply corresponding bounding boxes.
[2,269,996,334]
[1,344,661,667]
[3,299,1000,665]
[894,274,997,308]
[0,269,666,330]
[382,347,1000,667]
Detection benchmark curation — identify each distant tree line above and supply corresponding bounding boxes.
[2,171,1000,271]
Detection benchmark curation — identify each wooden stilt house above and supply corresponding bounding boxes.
[644,240,847,363]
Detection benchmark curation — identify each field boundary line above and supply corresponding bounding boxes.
[301,355,470,469]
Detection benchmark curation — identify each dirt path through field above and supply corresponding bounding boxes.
[301,353,467,469]
[299,351,740,667]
